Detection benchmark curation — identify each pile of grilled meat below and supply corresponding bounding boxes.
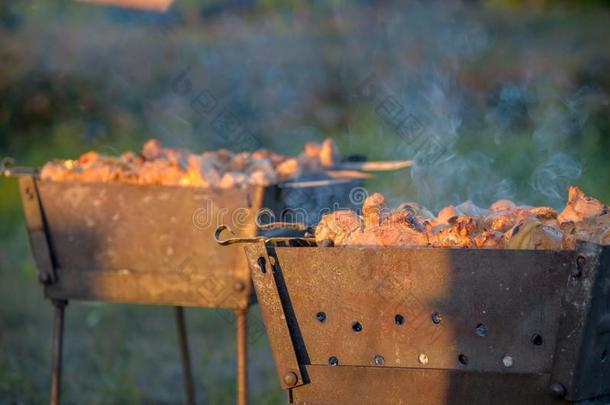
[315,186,609,249]
[40,138,340,188]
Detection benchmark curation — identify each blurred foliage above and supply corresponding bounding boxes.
[1,0,609,403]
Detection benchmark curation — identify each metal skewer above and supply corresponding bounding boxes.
[214,225,315,246]
[332,160,414,172]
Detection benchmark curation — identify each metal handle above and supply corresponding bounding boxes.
[257,221,312,233]
[214,225,315,247]
[214,225,266,246]
[1,157,36,177]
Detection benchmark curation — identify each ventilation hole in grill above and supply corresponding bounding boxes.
[257,257,266,273]
[328,356,339,366]
[316,312,326,323]
[352,321,363,332]
[602,350,608,363]
[458,354,469,366]
[394,314,405,326]
[531,334,543,346]
[475,323,488,337]
[431,312,442,324]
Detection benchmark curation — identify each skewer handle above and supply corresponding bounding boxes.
[333,160,414,172]
[1,157,36,177]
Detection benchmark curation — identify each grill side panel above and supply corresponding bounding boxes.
[272,247,572,374]
[291,365,556,405]
[247,246,610,403]
[551,243,610,401]
[34,180,258,308]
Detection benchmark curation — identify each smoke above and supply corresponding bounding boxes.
[4,1,609,209]
[531,153,582,206]
[333,2,608,210]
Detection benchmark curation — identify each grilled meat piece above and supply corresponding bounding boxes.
[455,201,489,219]
[319,138,340,168]
[276,158,300,180]
[315,210,363,246]
[136,160,184,186]
[350,223,428,247]
[491,199,517,212]
[186,155,221,187]
[142,139,164,161]
[480,206,559,234]
[314,186,608,249]
[480,211,518,233]
[40,138,342,188]
[429,216,478,248]
[506,220,563,250]
[384,210,425,232]
[561,215,610,247]
[557,186,610,245]
[474,230,505,249]
[362,193,387,230]
[527,206,558,221]
[245,159,277,185]
[558,186,608,223]
[435,202,490,230]
[219,172,247,188]
[436,205,461,226]
[396,202,435,222]
[350,209,427,247]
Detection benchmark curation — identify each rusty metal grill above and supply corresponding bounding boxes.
[244,243,610,404]
[10,172,360,405]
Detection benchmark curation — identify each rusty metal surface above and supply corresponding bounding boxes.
[35,180,257,308]
[551,242,610,401]
[272,247,572,374]
[235,308,249,405]
[19,178,359,309]
[290,365,560,405]
[246,242,305,389]
[50,300,67,405]
[11,174,359,405]
[174,307,196,405]
[266,180,360,227]
[18,176,56,284]
[248,245,610,404]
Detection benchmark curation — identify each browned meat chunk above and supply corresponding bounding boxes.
[480,212,518,233]
[313,186,609,250]
[319,138,340,168]
[39,138,343,189]
[474,230,505,249]
[455,201,489,219]
[491,199,517,212]
[561,215,610,247]
[396,202,435,222]
[315,210,363,246]
[505,220,563,250]
[436,205,461,226]
[276,158,300,180]
[558,186,608,223]
[362,193,387,230]
[350,224,427,247]
[142,139,164,161]
[429,216,478,248]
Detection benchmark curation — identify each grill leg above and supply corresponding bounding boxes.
[50,300,66,405]
[235,308,248,405]
[175,307,195,405]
